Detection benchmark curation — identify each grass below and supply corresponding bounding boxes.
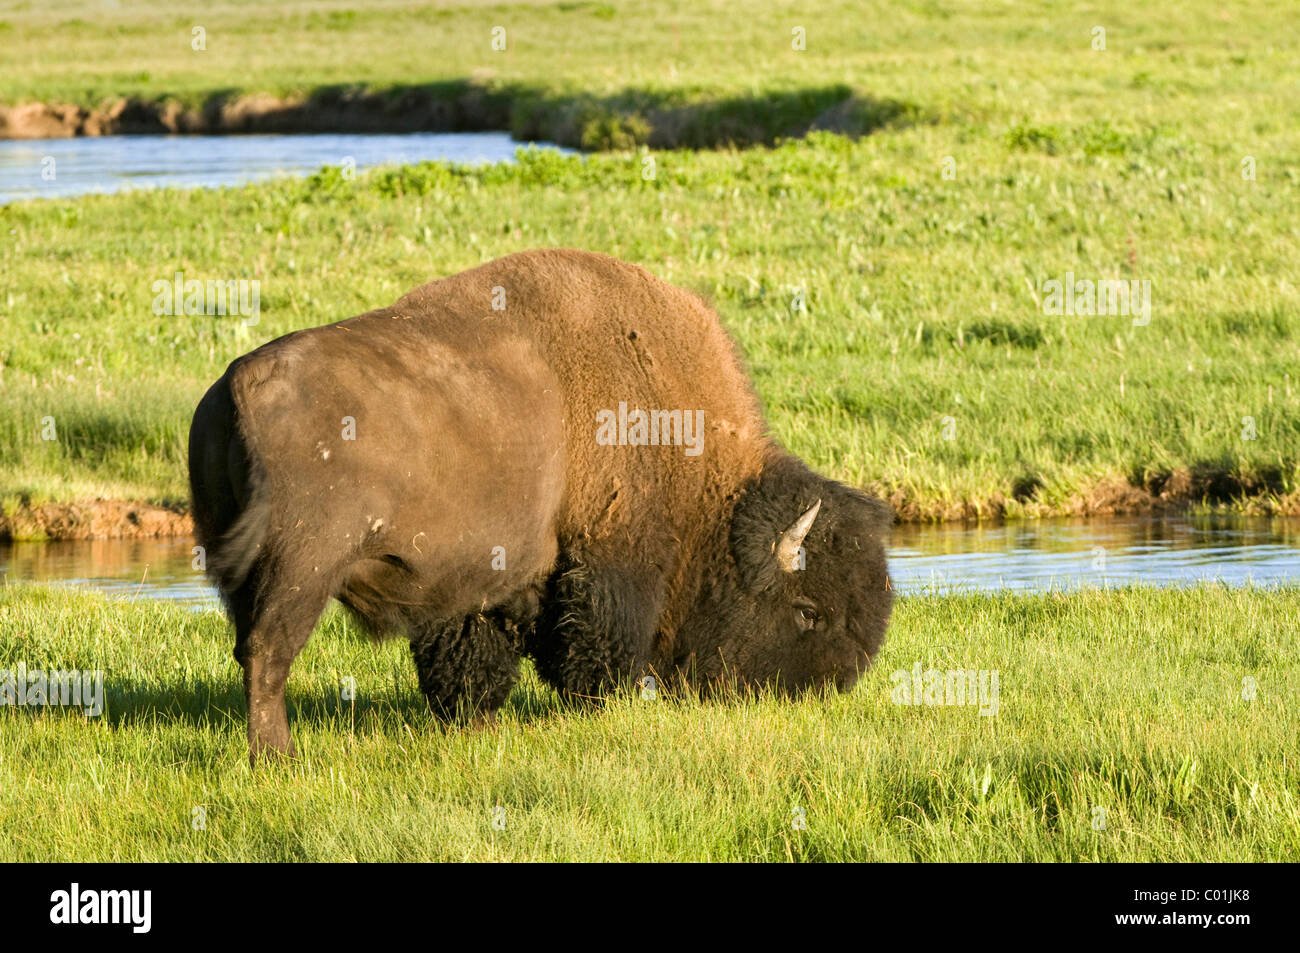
[0,1,1294,146]
[0,583,1295,861]
[2,132,1298,519]
[0,0,1297,522]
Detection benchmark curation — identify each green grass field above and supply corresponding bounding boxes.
[1,584,1295,861]
[0,1,1297,862]
[1,0,1298,523]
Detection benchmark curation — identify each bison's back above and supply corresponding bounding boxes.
[396,249,771,557]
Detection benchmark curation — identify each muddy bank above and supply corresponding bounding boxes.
[0,82,919,150]
[884,468,1300,523]
[1,500,192,541]
[0,86,511,140]
[3,471,1296,540]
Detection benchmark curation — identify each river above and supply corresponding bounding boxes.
[2,515,1296,609]
[0,132,573,204]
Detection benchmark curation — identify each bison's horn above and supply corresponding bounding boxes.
[776,499,822,572]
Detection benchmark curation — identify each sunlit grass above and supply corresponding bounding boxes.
[2,128,1297,515]
[0,0,1297,519]
[0,584,1295,861]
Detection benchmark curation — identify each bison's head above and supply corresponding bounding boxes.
[684,454,893,695]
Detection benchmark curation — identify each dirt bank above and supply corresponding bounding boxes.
[0,83,918,150]
[1,500,192,541]
[0,87,511,140]
[883,468,1300,523]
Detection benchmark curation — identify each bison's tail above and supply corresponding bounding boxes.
[209,470,270,594]
[188,371,271,597]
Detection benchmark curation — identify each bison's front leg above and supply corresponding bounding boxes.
[409,613,521,723]
[527,557,663,700]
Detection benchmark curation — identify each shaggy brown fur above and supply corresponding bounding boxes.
[188,249,893,762]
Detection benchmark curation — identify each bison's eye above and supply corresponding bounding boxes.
[794,603,819,631]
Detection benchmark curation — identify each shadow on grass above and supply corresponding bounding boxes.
[30,666,578,739]
[7,650,850,748]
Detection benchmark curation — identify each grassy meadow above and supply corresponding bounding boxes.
[1,583,1295,861]
[0,0,1297,521]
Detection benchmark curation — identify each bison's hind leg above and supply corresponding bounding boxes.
[409,613,522,724]
[230,561,334,764]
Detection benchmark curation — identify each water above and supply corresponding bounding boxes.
[887,515,1300,593]
[2,516,1296,610]
[1,537,216,608]
[0,132,574,204]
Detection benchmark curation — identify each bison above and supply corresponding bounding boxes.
[188,249,893,761]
